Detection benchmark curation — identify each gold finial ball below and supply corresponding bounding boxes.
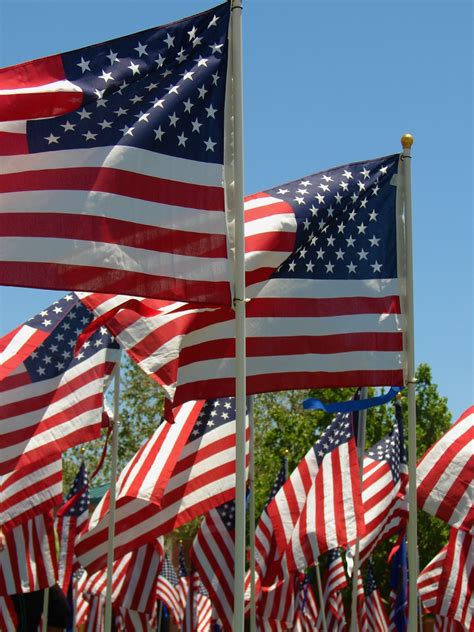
[401,134,414,149]
[283,449,289,456]
[179,539,184,544]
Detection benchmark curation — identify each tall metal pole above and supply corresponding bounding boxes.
[42,587,49,632]
[247,395,256,632]
[231,1,247,630]
[104,357,121,630]
[401,133,418,631]
[349,386,368,632]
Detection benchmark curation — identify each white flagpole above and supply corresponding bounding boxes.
[104,356,121,630]
[401,133,418,631]
[247,395,256,632]
[230,1,247,630]
[314,562,328,632]
[42,587,49,632]
[349,387,368,632]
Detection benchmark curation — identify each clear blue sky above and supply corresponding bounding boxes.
[0,0,472,421]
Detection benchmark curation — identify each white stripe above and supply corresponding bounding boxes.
[0,120,27,133]
[245,213,296,238]
[0,237,230,283]
[0,79,82,96]
[1,189,228,234]
[250,277,402,299]
[0,144,223,186]
[0,324,38,364]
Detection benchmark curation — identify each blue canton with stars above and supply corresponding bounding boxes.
[24,293,119,382]
[28,3,230,164]
[265,462,286,507]
[178,544,188,578]
[63,462,89,517]
[364,558,381,597]
[267,155,399,280]
[214,499,236,532]
[312,412,355,465]
[187,397,236,442]
[366,420,407,482]
[160,555,180,586]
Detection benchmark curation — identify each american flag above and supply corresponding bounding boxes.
[269,411,365,572]
[192,571,213,632]
[433,616,466,632]
[0,293,120,475]
[293,573,320,632]
[0,511,57,595]
[156,554,184,626]
[0,3,234,306]
[191,499,239,631]
[254,459,287,587]
[321,548,347,632]
[57,462,90,594]
[0,595,17,631]
[178,543,191,629]
[257,574,297,630]
[417,405,473,533]
[388,537,408,632]
[356,569,369,632]
[77,396,249,574]
[365,560,389,632]
[418,529,473,631]
[349,407,408,566]
[79,153,405,409]
[0,451,63,530]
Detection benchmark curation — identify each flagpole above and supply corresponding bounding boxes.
[401,134,418,631]
[230,1,247,630]
[247,395,257,632]
[104,356,121,631]
[314,562,328,632]
[42,587,49,632]
[349,386,368,632]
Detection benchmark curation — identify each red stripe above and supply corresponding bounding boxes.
[0,132,29,154]
[0,261,231,305]
[0,92,83,122]
[245,231,295,253]
[0,213,228,258]
[0,167,225,211]
[244,197,294,222]
[249,295,401,317]
[0,368,31,392]
[0,53,65,89]
[0,328,48,381]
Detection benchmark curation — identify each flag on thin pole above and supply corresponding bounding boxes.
[388,536,408,631]
[321,548,347,632]
[365,559,389,632]
[79,152,406,409]
[156,554,184,626]
[0,3,234,306]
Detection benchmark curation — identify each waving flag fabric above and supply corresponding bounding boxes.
[293,574,320,632]
[268,411,364,572]
[156,554,184,625]
[80,153,405,409]
[57,462,90,594]
[365,560,389,632]
[257,573,297,630]
[0,293,120,475]
[77,397,249,573]
[321,548,347,631]
[0,596,17,632]
[192,571,213,632]
[0,3,234,305]
[388,537,408,632]
[356,569,369,632]
[417,405,473,533]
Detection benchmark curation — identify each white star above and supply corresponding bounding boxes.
[168,112,179,127]
[318,183,330,192]
[327,205,335,217]
[368,210,378,221]
[322,175,333,182]
[99,70,113,83]
[77,108,91,120]
[316,248,325,259]
[208,14,219,27]
[346,235,356,247]
[361,167,370,179]
[339,181,349,191]
[135,111,150,122]
[37,366,46,376]
[347,261,357,273]
[204,137,216,151]
[294,196,305,205]
[98,119,112,129]
[134,42,148,57]
[358,248,368,260]
[337,221,346,233]
[146,82,158,92]
[177,132,188,147]
[369,235,380,247]
[325,261,335,273]
[167,83,180,95]
[315,193,325,204]
[357,180,366,192]
[192,36,203,48]
[357,222,367,234]
[181,70,194,81]
[82,130,97,141]
[371,261,382,272]
[117,81,128,95]
[44,133,60,144]
[303,218,311,230]
[130,95,143,104]
[187,25,198,40]
[128,61,140,75]
[161,69,172,78]
[106,49,120,65]
[277,188,289,195]
[348,210,357,221]
[164,33,175,48]
[334,192,343,204]
[183,98,193,113]
[327,235,335,247]
[77,57,90,73]
[42,318,52,326]
[335,248,345,260]
[379,165,388,175]
[288,260,296,272]
[119,125,135,136]
[156,54,166,68]
[351,193,358,203]
[151,98,165,109]
[191,118,202,133]
[114,107,128,117]
[154,126,165,141]
[309,205,318,216]
[298,247,307,259]
[297,188,308,195]
[209,42,224,54]
[61,121,75,132]
[306,261,315,272]
[342,169,353,180]
[43,354,52,364]
[56,361,65,371]
[360,198,368,209]
[371,184,380,196]
[198,85,208,99]
[96,98,107,108]
[195,56,208,67]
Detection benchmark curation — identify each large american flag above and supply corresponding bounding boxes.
[349,409,408,566]
[0,3,234,305]
[418,529,473,632]
[0,511,57,595]
[0,293,120,475]
[321,548,347,632]
[57,462,90,594]
[417,405,473,534]
[79,153,405,408]
[77,397,249,573]
[268,411,364,572]
[365,560,389,632]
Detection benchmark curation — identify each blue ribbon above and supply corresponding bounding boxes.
[303,386,403,413]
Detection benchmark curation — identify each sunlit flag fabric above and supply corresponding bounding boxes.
[257,573,297,630]
[0,511,57,595]
[156,554,184,626]
[79,153,405,408]
[293,573,320,632]
[0,3,234,305]
[0,293,120,475]
[365,560,389,632]
[321,548,347,632]
[417,405,473,534]
[77,397,249,573]
[268,411,365,572]
[192,571,213,632]
[418,529,473,631]
[349,407,408,566]
[356,569,369,632]
[57,462,90,594]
